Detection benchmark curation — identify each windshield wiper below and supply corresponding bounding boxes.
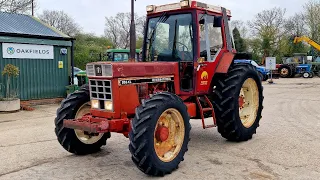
[148,12,168,61]
[172,19,178,59]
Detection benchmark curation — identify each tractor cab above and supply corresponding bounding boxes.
[106,49,141,62]
[142,0,235,93]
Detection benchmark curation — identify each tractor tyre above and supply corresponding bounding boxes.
[279,65,292,78]
[55,85,110,155]
[211,63,263,141]
[290,70,296,78]
[129,92,191,176]
[258,72,264,81]
[303,72,310,78]
[309,72,314,78]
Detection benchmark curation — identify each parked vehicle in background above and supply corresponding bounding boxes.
[106,49,141,62]
[234,60,270,81]
[279,53,314,78]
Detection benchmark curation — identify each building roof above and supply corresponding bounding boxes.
[0,11,71,40]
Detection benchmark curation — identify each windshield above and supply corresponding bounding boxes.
[145,13,194,62]
[114,53,129,62]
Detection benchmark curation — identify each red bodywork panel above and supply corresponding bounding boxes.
[215,52,235,73]
[89,62,179,78]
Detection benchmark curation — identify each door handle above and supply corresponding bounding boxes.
[196,63,207,71]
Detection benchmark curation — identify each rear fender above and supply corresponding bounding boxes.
[215,52,235,73]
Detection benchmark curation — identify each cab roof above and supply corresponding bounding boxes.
[146,0,231,16]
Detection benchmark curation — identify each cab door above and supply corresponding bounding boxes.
[196,14,224,94]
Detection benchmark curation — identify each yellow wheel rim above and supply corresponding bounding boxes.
[281,68,289,75]
[74,103,104,144]
[154,108,185,162]
[239,78,259,128]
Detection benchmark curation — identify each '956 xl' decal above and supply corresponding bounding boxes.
[119,76,174,86]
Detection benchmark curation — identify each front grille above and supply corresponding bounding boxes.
[86,64,112,77]
[86,65,95,76]
[89,79,112,109]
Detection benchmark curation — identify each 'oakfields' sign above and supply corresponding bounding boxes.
[2,43,54,59]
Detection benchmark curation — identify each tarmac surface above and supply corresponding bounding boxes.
[1,78,320,180]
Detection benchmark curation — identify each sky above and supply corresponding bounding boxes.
[37,0,310,36]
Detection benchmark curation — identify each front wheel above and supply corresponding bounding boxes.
[129,92,191,176]
[55,85,110,155]
[303,72,310,78]
[211,63,264,141]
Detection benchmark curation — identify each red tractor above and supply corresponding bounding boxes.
[55,0,264,176]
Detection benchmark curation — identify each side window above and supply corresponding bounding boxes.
[198,14,223,61]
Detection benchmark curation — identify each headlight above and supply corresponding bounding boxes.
[91,99,99,109]
[104,101,113,111]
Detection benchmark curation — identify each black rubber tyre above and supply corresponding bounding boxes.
[290,70,296,78]
[258,72,264,81]
[279,65,292,78]
[129,92,191,176]
[309,72,314,78]
[55,85,110,155]
[303,72,310,78]
[211,63,264,141]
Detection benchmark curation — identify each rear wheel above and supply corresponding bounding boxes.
[279,65,291,78]
[129,92,191,176]
[55,85,110,155]
[211,63,263,141]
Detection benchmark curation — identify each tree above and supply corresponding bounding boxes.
[303,0,320,56]
[105,12,145,48]
[0,0,36,14]
[233,27,247,52]
[248,7,287,59]
[231,20,249,39]
[304,0,320,42]
[74,33,114,69]
[38,10,81,37]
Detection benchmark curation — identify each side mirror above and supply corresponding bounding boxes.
[213,16,222,27]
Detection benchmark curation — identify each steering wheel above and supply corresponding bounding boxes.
[168,41,193,60]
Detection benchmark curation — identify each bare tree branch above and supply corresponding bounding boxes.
[104,12,145,48]
[38,10,81,37]
[0,0,36,14]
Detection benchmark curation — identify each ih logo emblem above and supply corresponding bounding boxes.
[7,47,15,55]
[200,71,209,85]
[95,65,102,76]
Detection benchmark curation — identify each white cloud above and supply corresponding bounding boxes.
[37,0,309,36]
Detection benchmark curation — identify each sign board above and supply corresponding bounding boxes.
[265,57,276,70]
[2,43,54,59]
[58,61,63,68]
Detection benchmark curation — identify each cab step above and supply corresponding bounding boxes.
[195,95,217,129]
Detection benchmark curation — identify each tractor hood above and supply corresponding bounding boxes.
[87,62,178,78]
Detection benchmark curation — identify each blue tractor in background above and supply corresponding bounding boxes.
[279,53,314,78]
[234,60,270,81]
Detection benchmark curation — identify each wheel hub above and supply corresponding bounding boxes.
[281,68,289,75]
[74,103,104,144]
[239,96,245,109]
[155,126,169,142]
[154,108,185,162]
[238,78,259,128]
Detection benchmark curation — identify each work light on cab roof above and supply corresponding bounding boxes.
[146,0,231,16]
